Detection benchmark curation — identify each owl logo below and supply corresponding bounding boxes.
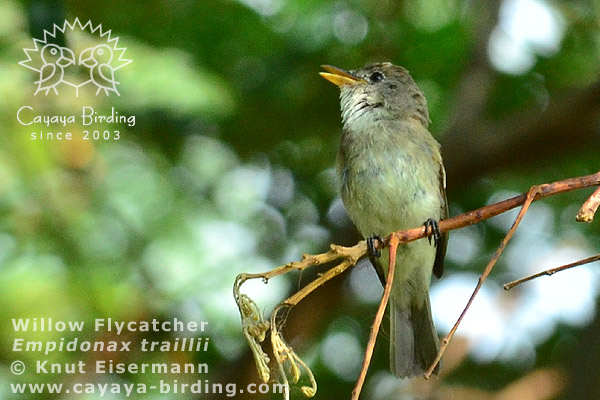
[20,18,132,97]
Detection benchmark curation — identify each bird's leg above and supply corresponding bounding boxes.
[367,234,387,286]
[423,218,442,247]
[366,234,384,264]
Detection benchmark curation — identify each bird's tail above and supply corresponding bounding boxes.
[389,293,440,378]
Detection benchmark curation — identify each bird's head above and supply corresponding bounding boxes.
[320,62,430,128]
[79,44,113,67]
[41,44,75,67]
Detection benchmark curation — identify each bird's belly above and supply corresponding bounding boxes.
[341,154,440,238]
[340,154,441,306]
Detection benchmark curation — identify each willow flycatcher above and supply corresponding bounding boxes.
[320,62,448,378]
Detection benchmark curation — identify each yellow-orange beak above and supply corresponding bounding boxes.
[320,65,367,87]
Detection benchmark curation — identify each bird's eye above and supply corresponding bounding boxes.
[97,49,104,55]
[50,48,58,55]
[369,72,384,82]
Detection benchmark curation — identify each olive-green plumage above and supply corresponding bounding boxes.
[322,62,447,378]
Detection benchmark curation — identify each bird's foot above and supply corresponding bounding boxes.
[424,218,442,247]
[366,234,384,265]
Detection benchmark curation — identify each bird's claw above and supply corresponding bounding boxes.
[424,218,442,247]
[367,234,384,263]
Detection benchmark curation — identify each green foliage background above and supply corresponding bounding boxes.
[0,0,599,399]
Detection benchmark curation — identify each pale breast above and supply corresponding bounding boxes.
[338,119,443,238]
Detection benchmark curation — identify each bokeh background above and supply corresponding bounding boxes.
[1,0,599,399]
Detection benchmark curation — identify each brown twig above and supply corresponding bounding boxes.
[233,170,600,398]
[576,186,600,222]
[233,243,366,395]
[503,254,600,290]
[424,185,541,378]
[395,172,600,247]
[351,234,399,400]
[233,242,366,293]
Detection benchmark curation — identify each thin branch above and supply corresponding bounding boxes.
[233,243,365,393]
[576,186,600,222]
[282,257,358,306]
[233,242,366,292]
[424,185,541,378]
[233,170,600,398]
[351,234,399,400]
[389,171,600,248]
[503,254,600,290]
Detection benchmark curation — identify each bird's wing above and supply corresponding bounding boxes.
[432,163,448,279]
[97,64,117,89]
[36,63,58,87]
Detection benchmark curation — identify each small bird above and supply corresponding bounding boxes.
[35,44,75,95]
[79,44,120,95]
[320,63,448,378]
